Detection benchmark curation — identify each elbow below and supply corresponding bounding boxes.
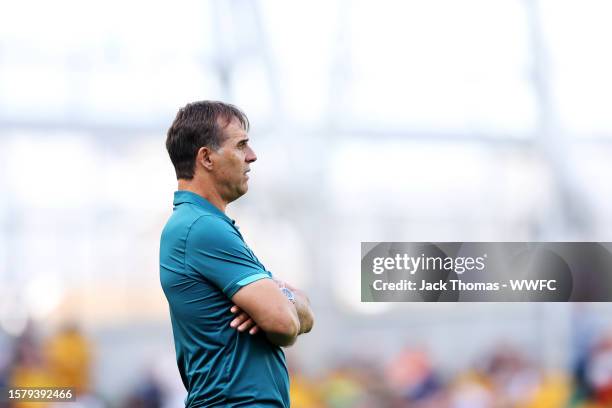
[302,312,314,334]
[287,316,301,341]
[274,314,300,343]
[263,314,300,347]
[266,331,298,348]
[281,316,300,339]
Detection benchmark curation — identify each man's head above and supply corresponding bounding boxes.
[166,101,257,203]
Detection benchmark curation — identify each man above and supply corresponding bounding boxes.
[160,101,314,408]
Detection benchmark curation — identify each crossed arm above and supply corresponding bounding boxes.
[229,278,314,347]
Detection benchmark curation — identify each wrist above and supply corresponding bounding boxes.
[280,287,296,304]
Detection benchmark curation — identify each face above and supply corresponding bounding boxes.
[210,117,257,203]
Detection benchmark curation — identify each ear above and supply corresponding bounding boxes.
[197,146,214,171]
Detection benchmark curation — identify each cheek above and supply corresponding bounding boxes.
[218,156,243,180]
[230,153,245,169]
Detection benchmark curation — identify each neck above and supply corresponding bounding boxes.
[177,178,227,213]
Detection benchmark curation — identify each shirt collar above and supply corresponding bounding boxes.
[173,190,233,223]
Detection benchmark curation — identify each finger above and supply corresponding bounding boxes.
[230,305,240,313]
[237,319,254,332]
[230,314,246,328]
[230,313,249,328]
[249,326,259,335]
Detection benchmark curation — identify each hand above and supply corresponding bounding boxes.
[229,305,260,335]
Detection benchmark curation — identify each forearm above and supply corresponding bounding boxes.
[234,278,314,345]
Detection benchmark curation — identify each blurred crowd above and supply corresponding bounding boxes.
[289,337,612,408]
[3,324,612,408]
[0,322,108,408]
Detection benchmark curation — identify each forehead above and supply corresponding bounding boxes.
[218,116,248,142]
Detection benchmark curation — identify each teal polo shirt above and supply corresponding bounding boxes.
[160,191,290,408]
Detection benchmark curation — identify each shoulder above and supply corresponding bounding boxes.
[187,214,240,246]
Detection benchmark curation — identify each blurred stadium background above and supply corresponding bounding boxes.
[2,0,612,407]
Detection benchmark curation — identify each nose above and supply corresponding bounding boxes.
[246,146,257,163]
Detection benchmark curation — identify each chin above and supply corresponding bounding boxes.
[234,185,248,199]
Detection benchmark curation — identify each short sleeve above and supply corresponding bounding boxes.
[185,215,270,297]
